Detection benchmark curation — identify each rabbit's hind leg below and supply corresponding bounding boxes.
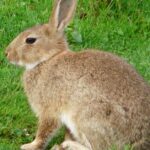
[51,129,92,150]
[61,140,90,150]
[59,131,92,150]
[51,141,90,150]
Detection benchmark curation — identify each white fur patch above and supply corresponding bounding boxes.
[18,61,24,66]
[15,60,39,70]
[11,60,39,70]
[10,61,17,65]
[61,113,78,138]
[11,57,48,71]
[25,62,39,70]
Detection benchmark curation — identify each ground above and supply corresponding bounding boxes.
[0,0,150,150]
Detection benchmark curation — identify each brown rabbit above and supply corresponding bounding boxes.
[5,0,150,150]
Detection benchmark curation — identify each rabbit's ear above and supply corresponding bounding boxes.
[50,0,77,32]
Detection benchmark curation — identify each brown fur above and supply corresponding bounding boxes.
[5,0,150,150]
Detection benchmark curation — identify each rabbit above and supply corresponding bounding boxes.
[5,0,150,150]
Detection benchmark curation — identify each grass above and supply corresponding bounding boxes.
[0,0,150,149]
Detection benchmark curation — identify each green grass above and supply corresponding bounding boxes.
[0,0,150,149]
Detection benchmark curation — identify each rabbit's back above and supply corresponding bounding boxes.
[57,50,150,149]
[23,50,150,149]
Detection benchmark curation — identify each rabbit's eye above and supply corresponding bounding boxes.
[26,38,37,44]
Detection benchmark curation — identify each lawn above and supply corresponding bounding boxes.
[0,0,150,150]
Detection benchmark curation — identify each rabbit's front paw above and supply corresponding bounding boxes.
[21,141,43,150]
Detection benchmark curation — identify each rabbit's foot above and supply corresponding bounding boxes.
[21,140,43,150]
[51,144,64,150]
[62,140,90,150]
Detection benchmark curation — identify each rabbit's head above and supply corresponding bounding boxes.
[5,0,76,70]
